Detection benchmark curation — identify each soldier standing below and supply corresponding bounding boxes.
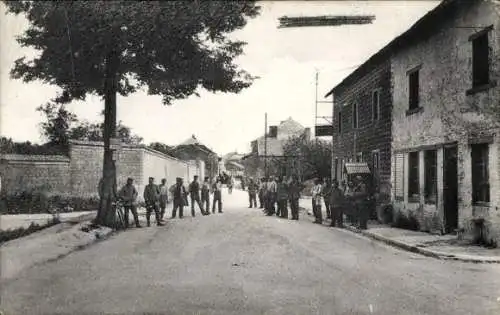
[258,177,266,209]
[277,176,289,219]
[201,177,211,214]
[159,178,169,221]
[329,180,345,227]
[247,178,258,208]
[311,178,323,224]
[189,175,206,217]
[170,177,187,218]
[322,177,333,220]
[267,176,277,216]
[352,175,369,229]
[118,178,141,228]
[288,175,302,220]
[212,178,223,213]
[143,177,164,227]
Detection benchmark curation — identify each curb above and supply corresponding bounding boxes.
[343,225,500,264]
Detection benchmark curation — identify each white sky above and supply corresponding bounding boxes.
[0,1,439,155]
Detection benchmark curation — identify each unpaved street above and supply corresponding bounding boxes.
[2,190,500,315]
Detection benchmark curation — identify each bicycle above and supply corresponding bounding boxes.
[112,199,127,230]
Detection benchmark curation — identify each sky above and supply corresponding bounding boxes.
[0,1,440,155]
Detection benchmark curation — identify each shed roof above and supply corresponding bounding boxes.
[344,163,371,175]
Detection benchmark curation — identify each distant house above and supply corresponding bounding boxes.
[243,117,311,177]
[170,135,219,179]
[223,152,245,177]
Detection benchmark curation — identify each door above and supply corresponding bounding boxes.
[443,146,458,233]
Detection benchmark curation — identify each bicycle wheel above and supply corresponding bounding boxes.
[115,206,127,230]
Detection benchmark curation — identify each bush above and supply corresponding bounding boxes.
[0,216,61,244]
[391,211,420,231]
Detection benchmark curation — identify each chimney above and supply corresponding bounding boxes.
[303,128,311,140]
[269,126,278,138]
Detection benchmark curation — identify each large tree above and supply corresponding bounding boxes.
[5,1,260,227]
[281,135,332,180]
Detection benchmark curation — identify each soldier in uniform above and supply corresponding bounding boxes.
[159,178,169,221]
[288,175,303,220]
[322,177,332,220]
[118,177,141,228]
[258,177,266,209]
[329,179,345,227]
[189,175,206,217]
[143,177,164,227]
[352,175,369,229]
[311,178,323,224]
[170,177,187,218]
[277,176,289,219]
[247,178,258,208]
[266,176,277,216]
[212,178,223,213]
[201,177,211,214]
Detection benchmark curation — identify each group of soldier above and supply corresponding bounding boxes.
[113,175,225,228]
[243,174,370,229]
[244,175,304,220]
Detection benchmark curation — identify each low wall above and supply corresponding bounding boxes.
[0,141,202,202]
[0,154,71,196]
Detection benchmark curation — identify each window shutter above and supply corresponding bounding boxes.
[394,153,405,200]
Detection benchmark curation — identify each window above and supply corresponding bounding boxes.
[352,103,358,129]
[372,90,380,121]
[424,150,437,204]
[338,111,342,133]
[408,151,420,200]
[408,70,420,110]
[356,152,363,163]
[372,151,380,190]
[472,32,489,88]
[471,144,490,204]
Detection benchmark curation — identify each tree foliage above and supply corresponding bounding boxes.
[4,0,260,105]
[281,135,332,180]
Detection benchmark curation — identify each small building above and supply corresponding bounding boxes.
[222,152,246,178]
[170,135,219,180]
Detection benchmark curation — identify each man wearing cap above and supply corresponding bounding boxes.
[159,178,169,221]
[352,175,369,229]
[118,177,141,228]
[201,176,211,214]
[212,177,223,213]
[288,175,303,220]
[170,177,187,218]
[247,178,258,208]
[143,177,164,227]
[189,175,206,216]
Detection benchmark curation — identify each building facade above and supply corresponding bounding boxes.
[327,58,393,204]
[390,0,500,242]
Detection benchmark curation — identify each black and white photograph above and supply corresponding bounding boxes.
[1,0,500,314]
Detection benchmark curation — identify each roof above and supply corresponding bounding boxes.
[344,163,371,175]
[325,0,459,97]
[175,135,217,156]
[228,161,245,169]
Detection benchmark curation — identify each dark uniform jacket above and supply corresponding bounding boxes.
[119,184,138,206]
[143,184,160,204]
[277,182,289,201]
[287,181,303,200]
[189,181,200,197]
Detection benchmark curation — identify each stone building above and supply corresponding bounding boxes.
[390,0,500,242]
[326,0,500,243]
[326,44,392,205]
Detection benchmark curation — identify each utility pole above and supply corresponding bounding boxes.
[264,112,268,178]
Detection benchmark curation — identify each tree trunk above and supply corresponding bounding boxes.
[95,47,119,227]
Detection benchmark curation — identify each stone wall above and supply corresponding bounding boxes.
[390,0,500,242]
[0,141,202,202]
[0,155,71,196]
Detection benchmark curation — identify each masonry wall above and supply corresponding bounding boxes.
[332,59,393,201]
[0,141,199,202]
[391,0,500,241]
[0,156,71,196]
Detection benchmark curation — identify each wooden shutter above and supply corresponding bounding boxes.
[394,153,405,200]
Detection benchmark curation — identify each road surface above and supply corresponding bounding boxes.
[2,190,500,314]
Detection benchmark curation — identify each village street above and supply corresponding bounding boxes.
[1,190,500,315]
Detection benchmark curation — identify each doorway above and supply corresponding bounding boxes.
[443,145,458,234]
